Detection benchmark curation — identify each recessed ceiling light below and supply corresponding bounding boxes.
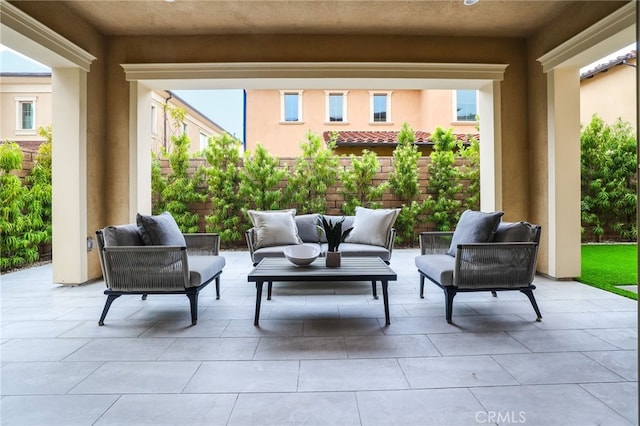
[464,0,479,5]
[165,0,175,3]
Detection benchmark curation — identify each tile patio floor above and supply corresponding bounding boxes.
[1,249,637,426]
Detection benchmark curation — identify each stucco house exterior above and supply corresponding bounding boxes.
[0,72,229,154]
[580,49,637,129]
[245,88,479,156]
[0,0,635,285]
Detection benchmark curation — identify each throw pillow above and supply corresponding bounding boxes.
[136,211,187,246]
[248,209,302,249]
[494,221,539,243]
[345,206,400,247]
[103,224,144,247]
[447,210,504,256]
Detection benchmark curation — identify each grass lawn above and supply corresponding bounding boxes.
[578,243,638,300]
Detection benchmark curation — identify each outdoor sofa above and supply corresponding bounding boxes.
[96,212,225,326]
[245,207,399,299]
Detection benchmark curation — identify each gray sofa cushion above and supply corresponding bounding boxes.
[323,242,392,262]
[187,255,226,288]
[103,224,144,247]
[494,221,539,243]
[415,254,455,286]
[137,212,186,246]
[295,214,321,243]
[447,210,503,256]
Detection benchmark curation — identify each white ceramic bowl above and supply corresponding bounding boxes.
[283,245,320,267]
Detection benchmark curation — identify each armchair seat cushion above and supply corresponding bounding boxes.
[415,254,455,287]
[187,255,226,288]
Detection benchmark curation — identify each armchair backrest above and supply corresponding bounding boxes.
[493,221,541,244]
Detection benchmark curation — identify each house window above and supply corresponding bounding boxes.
[182,122,188,135]
[280,90,303,123]
[325,91,348,122]
[199,132,209,151]
[369,91,392,123]
[455,90,478,121]
[15,97,36,132]
[151,105,158,134]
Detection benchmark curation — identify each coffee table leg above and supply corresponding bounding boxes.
[382,281,390,325]
[371,281,378,299]
[254,281,263,326]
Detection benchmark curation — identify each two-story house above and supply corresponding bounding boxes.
[245,88,480,156]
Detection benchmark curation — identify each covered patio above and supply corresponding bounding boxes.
[1,249,637,425]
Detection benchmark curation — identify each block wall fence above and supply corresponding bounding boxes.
[156,156,474,238]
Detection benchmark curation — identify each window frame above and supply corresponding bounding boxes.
[453,89,479,122]
[15,96,37,134]
[279,90,304,123]
[151,104,158,135]
[324,90,349,123]
[369,91,393,124]
[199,132,209,151]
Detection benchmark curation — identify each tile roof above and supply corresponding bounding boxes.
[580,50,637,80]
[323,130,479,146]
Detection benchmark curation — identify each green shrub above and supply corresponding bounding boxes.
[0,141,50,271]
[239,144,288,211]
[151,105,204,232]
[459,134,480,211]
[287,131,340,214]
[202,133,245,246]
[340,149,388,215]
[389,123,423,245]
[424,126,462,231]
[581,115,637,242]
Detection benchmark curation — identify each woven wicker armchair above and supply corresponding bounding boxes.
[415,219,542,323]
[96,223,225,326]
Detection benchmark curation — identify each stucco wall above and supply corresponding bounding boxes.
[11,1,108,279]
[525,1,628,273]
[580,58,637,130]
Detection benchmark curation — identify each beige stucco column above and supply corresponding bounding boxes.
[546,67,582,278]
[478,80,502,212]
[51,67,88,284]
[129,81,153,220]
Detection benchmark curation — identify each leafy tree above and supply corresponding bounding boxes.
[424,126,463,231]
[239,144,288,211]
[458,134,480,211]
[151,105,204,232]
[26,126,53,246]
[287,131,340,214]
[388,122,422,245]
[0,141,49,271]
[581,115,637,241]
[339,149,388,215]
[202,132,245,246]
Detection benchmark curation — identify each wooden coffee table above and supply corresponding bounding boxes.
[247,257,397,326]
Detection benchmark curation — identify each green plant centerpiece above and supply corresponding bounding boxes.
[318,215,353,267]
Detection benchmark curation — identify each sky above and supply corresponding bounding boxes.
[1,42,635,143]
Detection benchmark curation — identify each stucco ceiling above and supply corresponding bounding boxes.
[60,0,578,38]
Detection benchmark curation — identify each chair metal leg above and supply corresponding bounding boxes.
[419,275,425,299]
[98,294,121,326]
[141,294,148,300]
[215,277,221,299]
[372,281,378,299]
[187,291,199,325]
[267,281,273,300]
[491,291,497,297]
[520,288,542,321]
[443,287,456,323]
